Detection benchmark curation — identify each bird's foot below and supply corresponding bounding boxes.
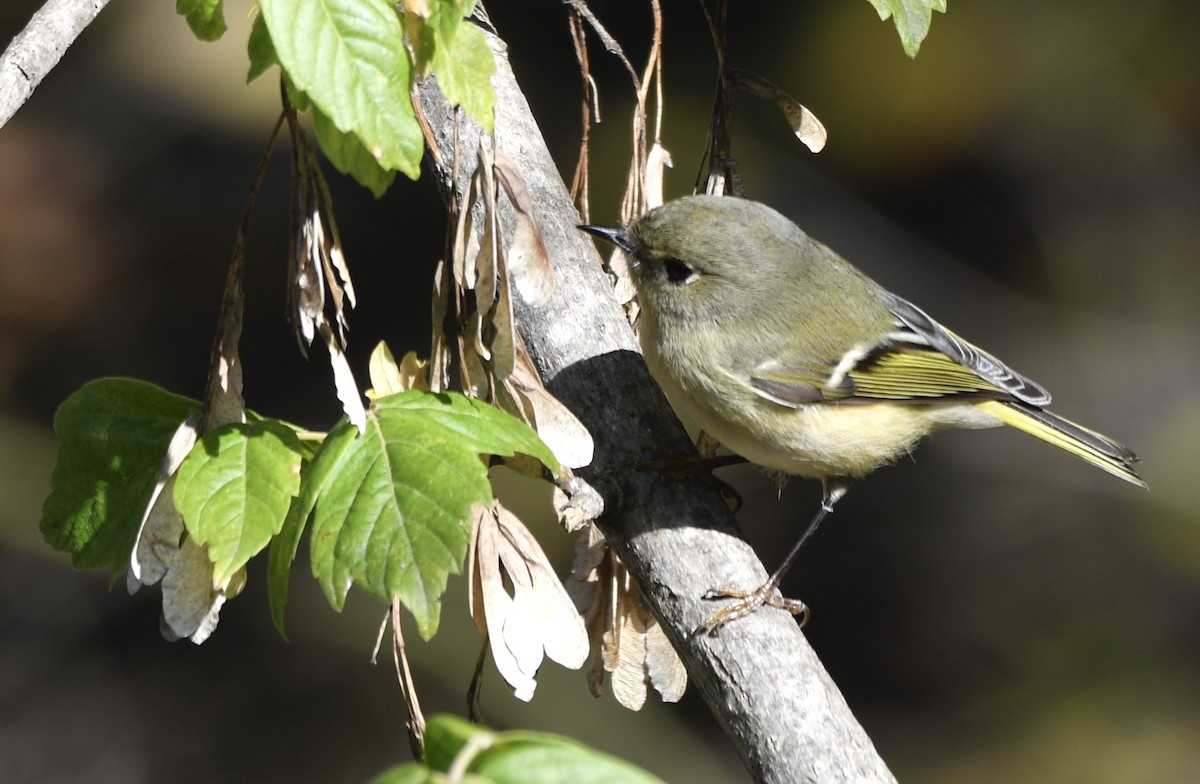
[692,582,810,638]
[642,449,745,511]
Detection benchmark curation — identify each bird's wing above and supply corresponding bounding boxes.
[748,293,1051,409]
[881,293,1051,406]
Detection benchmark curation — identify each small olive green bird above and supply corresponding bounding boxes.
[580,195,1145,633]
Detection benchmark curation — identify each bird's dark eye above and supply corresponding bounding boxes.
[663,257,694,283]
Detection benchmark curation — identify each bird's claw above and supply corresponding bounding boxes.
[691,584,810,639]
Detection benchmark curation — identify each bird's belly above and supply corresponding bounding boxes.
[701,401,934,479]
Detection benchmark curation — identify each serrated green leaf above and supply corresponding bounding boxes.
[313,105,397,198]
[247,12,278,83]
[374,392,557,470]
[866,0,947,58]
[260,0,424,179]
[40,379,200,578]
[431,18,495,131]
[308,391,556,638]
[422,715,665,784]
[174,419,304,588]
[176,0,227,42]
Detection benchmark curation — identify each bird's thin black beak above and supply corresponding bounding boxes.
[578,223,634,255]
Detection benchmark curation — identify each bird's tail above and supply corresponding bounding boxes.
[975,400,1146,488]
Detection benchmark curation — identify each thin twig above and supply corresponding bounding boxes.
[567,11,594,219]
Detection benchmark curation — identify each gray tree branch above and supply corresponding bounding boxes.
[416,20,896,784]
[0,0,113,130]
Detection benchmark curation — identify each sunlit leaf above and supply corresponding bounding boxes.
[260,0,424,178]
[308,391,557,638]
[422,715,666,784]
[866,0,947,58]
[174,419,304,588]
[431,11,495,131]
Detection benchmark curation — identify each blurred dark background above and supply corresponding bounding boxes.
[3,1,1198,782]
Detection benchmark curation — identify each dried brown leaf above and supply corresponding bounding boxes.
[161,537,246,645]
[565,525,687,709]
[611,589,650,710]
[288,123,358,360]
[471,502,588,701]
[494,150,555,306]
[128,415,200,592]
[643,141,672,211]
[501,341,594,470]
[289,201,325,350]
[319,320,366,432]
[728,68,827,153]
[470,210,497,364]
[368,343,429,399]
[466,505,489,635]
[473,505,538,700]
[203,247,247,431]
[645,620,687,703]
[429,259,452,393]
[452,168,482,291]
[489,242,516,382]
[460,329,490,400]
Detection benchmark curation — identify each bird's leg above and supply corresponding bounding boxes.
[694,479,851,637]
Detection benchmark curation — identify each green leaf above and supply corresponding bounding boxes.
[431,14,495,131]
[176,0,228,42]
[369,764,484,784]
[174,419,304,588]
[308,391,557,638]
[313,105,397,198]
[866,0,947,58]
[423,715,665,784]
[259,0,424,179]
[368,766,438,784]
[267,491,311,638]
[247,12,278,83]
[40,379,200,578]
[267,431,327,638]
